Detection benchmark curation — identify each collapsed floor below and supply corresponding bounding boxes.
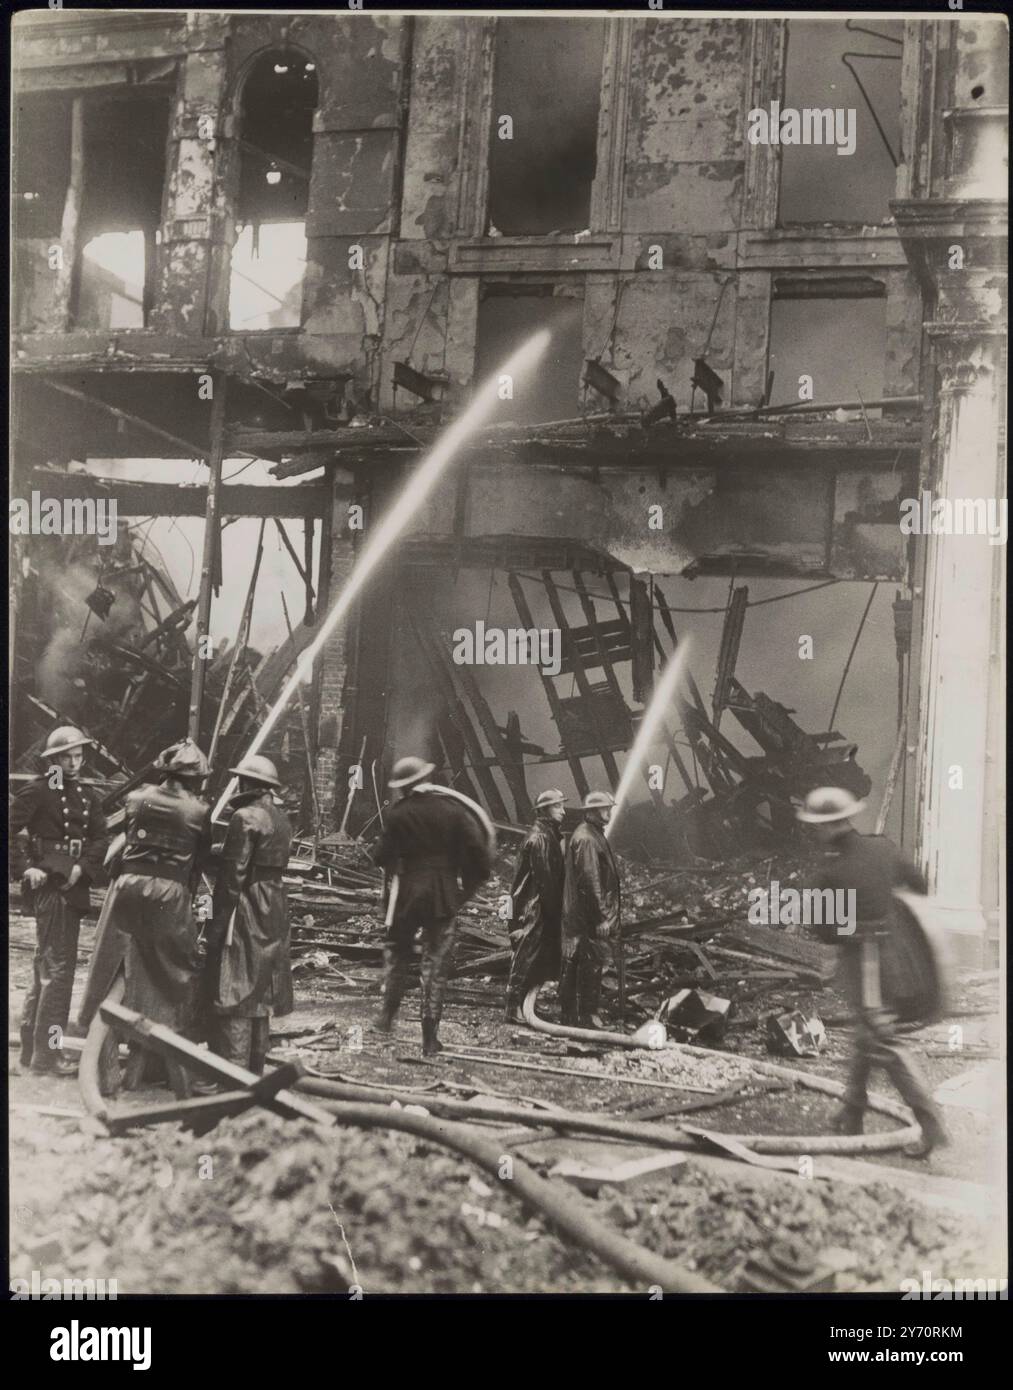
[8,843,1005,1295]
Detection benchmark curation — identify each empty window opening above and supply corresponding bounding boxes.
[475,284,584,424]
[74,94,171,329]
[486,18,605,236]
[229,50,318,331]
[779,18,902,225]
[768,288,887,411]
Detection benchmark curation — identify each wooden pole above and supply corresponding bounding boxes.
[188,374,227,742]
[57,96,85,328]
[207,519,265,769]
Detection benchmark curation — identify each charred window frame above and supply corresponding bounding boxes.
[744,19,916,233]
[454,17,632,242]
[74,89,173,330]
[13,82,173,332]
[484,17,606,237]
[767,275,888,412]
[778,18,903,227]
[224,48,319,333]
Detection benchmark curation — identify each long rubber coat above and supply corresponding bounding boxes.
[208,789,294,1017]
[79,779,211,1031]
[507,816,564,1005]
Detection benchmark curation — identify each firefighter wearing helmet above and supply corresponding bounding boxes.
[78,739,213,1084]
[560,791,620,1028]
[10,728,109,1076]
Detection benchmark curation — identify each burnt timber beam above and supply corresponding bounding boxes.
[508,573,589,801]
[39,377,208,459]
[440,635,533,821]
[188,373,226,741]
[24,468,328,519]
[542,571,620,790]
[405,604,510,822]
[601,572,693,802]
[98,1002,334,1126]
[712,586,749,729]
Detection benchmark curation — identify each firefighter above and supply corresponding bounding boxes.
[505,789,567,1023]
[371,756,494,1055]
[560,790,620,1029]
[797,786,949,1159]
[205,755,294,1074]
[78,740,212,1060]
[11,727,108,1076]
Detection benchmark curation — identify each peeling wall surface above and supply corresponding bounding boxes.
[13,11,931,427]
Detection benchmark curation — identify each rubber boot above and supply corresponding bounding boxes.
[505,998,524,1024]
[833,1105,865,1136]
[371,1001,398,1034]
[421,1017,443,1057]
[31,1051,77,1078]
[19,1027,33,1070]
[904,1109,950,1160]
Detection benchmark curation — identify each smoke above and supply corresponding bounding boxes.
[34,556,146,713]
[36,629,85,715]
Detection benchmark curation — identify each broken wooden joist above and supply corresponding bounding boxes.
[96,1001,335,1126]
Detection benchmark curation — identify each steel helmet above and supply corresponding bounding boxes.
[157,738,210,779]
[41,726,93,759]
[795,786,866,824]
[388,755,436,789]
[583,790,616,810]
[229,754,282,788]
[534,788,567,810]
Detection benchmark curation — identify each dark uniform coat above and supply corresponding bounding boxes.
[506,816,565,1007]
[561,819,620,955]
[560,818,621,1024]
[208,789,294,1018]
[815,829,939,1122]
[79,779,212,1031]
[816,830,928,1010]
[11,774,108,1063]
[10,774,108,909]
[372,786,493,930]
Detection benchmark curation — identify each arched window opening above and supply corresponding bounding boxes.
[229,50,318,331]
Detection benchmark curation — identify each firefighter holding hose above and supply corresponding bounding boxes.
[371,756,494,1055]
[797,786,949,1159]
[505,788,567,1023]
[560,790,621,1029]
[204,755,294,1074]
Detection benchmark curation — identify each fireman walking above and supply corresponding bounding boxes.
[797,786,949,1159]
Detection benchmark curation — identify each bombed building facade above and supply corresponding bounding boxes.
[11,9,1007,973]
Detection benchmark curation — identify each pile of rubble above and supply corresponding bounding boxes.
[10,1109,989,1295]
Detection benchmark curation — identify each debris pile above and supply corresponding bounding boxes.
[9,1109,991,1295]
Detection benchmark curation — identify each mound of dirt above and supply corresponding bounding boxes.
[10,1109,990,1295]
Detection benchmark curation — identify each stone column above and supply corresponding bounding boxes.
[914,330,1005,950]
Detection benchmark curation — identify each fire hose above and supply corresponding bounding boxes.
[78,1003,719,1293]
[520,985,921,1156]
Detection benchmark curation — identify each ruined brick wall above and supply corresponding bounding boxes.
[313,523,357,820]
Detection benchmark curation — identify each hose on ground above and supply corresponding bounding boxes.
[77,1017,718,1293]
[521,985,920,1155]
[308,1097,722,1293]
